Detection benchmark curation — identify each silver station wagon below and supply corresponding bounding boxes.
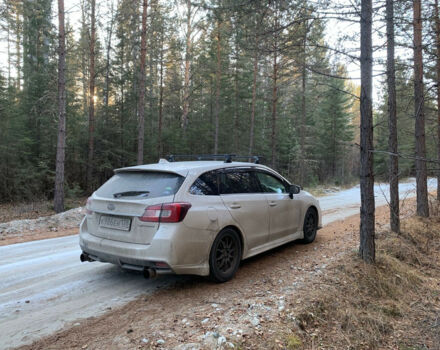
[79,155,322,282]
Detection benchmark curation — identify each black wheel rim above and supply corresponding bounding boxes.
[215,233,237,273]
[305,212,316,238]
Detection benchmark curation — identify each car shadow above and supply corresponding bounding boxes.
[96,237,319,293]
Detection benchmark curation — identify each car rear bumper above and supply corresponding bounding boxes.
[79,217,211,276]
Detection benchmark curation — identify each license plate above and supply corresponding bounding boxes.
[99,215,131,231]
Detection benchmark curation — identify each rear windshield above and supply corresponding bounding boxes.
[95,171,184,200]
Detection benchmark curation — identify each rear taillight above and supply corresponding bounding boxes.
[86,197,93,215]
[139,202,191,223]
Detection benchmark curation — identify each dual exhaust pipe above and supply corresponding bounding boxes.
[80,253,94,262]
[143,268,157,279]
[80,252,157,279]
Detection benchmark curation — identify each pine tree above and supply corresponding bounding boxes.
[413,0,429,217]
[137,0,148,165]
[386,0,399,233]
[316,70,354,181]
[359,0,375,263]
[86,0,96,192]
[54,0,66,213]
[22,0,56,197]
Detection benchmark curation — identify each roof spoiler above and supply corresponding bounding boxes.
[165,154,262,164]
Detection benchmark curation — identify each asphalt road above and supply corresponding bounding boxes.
[0,178,436,349]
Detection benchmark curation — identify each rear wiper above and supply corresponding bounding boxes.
[113,191,150,198]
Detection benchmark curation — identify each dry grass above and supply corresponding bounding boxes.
[227,203,440,350]
[285,213,440,350]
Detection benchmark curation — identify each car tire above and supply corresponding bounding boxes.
[301,208,318,244]
[209,228,242,283]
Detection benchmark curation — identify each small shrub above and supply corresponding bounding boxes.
[286,334,302,349]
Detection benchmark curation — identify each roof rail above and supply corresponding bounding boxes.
[165,154,262,164]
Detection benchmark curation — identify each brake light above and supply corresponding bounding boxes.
[140,202,191,223]
[86,197,93,215]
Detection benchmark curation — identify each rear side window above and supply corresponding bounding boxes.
[220,170,260,194]
[96,171,184,200]
[189,171,219,195]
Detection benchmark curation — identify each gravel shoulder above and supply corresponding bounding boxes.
[0,207,84,246]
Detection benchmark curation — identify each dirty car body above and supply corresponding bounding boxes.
[79,159,322,282]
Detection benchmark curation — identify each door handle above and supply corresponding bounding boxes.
[269,201,277,207]
[230,203,241,209]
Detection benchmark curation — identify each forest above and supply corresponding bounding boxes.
[0,0,359,203]
[0,0,439,235]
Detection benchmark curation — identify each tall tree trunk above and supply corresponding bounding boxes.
[15,9,21,90]
[271,12,279,169]
[359,0,375,263]
[386,0,399,233]
[137,0,148,165]
[233,52,239,152]
[87,0,96,192]
[332,114,336,177]
[148,48,154,139]
[270,6,280,169]
[271,50,278,169]
[158,30,164,158]
[435,0,440,202]
[233,27,241,153]
[210,76,214,152]
[181,0,192,130]
[81,0,88,121]
[104,1,114,123]
[413,0,429,217]
[7,6,11,85]
[54,0,66,213]
[119,36,125,167]
[213,19,221,154]
[120,65,125,166]
[148,0,156,139]
[248,31,258,156]
[299,24,307,185]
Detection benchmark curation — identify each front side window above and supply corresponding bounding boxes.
[189,171,219,195]
[96,171,184,199]
[220,170,260,194]
[255,172,287,193]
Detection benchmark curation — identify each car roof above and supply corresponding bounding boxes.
[115,160,272,177]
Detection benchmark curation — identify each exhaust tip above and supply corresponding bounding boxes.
[143,268,157,279]
[80,253,93,262]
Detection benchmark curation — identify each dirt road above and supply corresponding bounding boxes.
[0,179,436,349]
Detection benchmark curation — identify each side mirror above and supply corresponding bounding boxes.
[289,184,301,198]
